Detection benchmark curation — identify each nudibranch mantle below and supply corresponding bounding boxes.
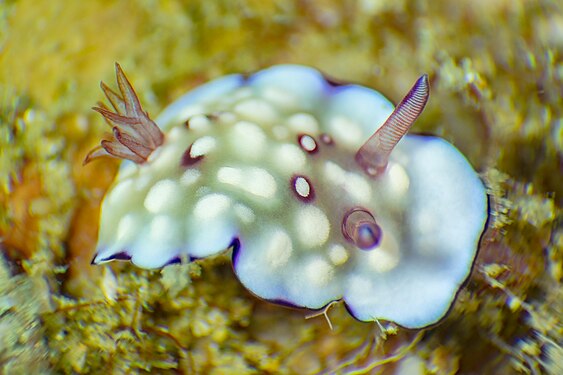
[87,64,487,329]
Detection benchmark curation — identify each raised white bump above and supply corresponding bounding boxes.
[215,111,237,124]
[230,87,253,102]
[385,163,410,198]
[324,162,372,203]
[230,121,267,160]
[324,161,346,185]
[287,113,319,134]
[217,166,242,185]
[217,167,277,199]
[144,179,181,213]
[260,87,298,109]
[193,194,232,221]
[180,169,201,186]
[149,144,183,171]
[244,168,277,199]
[346,274,373,300]
[167,126,189,142]
[234,98,278,124]
[188,114,212,131]
[367,231,400,272]
[328,116,363,147]
[234,203,255,224]
[271,144,306,174]
[328,244,349,266]
[149,214,181,247]
[190,136,217,158]
[295,206,330,247]
[116,214,142,243]
[305,257,334,287]
[135,174,153,192]
[107,179,134,206]
[346,173,372,204]
[265,229,293,268]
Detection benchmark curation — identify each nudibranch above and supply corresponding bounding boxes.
[86,64,487,329]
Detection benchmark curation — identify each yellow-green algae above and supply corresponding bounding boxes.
[0,0,561,373]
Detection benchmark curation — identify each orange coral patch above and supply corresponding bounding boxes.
[64,141,120,297]
[1,164,41,259]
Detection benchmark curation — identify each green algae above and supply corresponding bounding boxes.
[0,251,53,373]
[0,0,561,373]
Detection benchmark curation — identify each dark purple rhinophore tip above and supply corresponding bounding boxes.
[342,208,382,250]
[355,74,429,178]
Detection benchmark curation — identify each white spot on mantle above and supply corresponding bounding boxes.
[229,121,267,160]
[234,98,278,124]
[328,244,349,266]
[144,179,181,213]
[217,166,277,199]
[180,169,201,186]
[271,144,306,175]
[287,113,319,134]
[190,136,217,158]
[295,206,330,247]
[324,162,372,204]
[328,115,363,147]
[193,194,232,221]
[305,257,334,286]
[265,229,293,268]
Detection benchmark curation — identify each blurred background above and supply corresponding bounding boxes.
[0,0,561,373]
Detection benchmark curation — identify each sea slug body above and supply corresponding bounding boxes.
[86,64,488,329]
